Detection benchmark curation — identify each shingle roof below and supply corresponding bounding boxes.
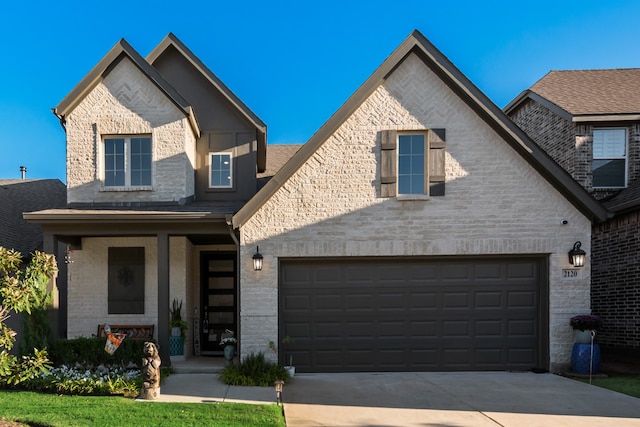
[530,69,640,116]
[602,179,640,213]
[0,179,66,255]
[257,144,303,189]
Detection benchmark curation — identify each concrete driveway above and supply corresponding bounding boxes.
[282,372,640,427]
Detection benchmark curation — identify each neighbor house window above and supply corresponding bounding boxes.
[593,129,627,188]
[209,152,233,188]
[104,136,152,187]
[108,247,145,314]
[380,129,446,198]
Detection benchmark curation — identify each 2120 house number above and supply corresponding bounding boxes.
[562,269,580,279]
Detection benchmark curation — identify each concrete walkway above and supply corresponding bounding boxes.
[146,373,276,404]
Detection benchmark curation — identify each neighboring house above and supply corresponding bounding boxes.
[505,69,640,353]
[0,177,67,352]
[27,31,608,373]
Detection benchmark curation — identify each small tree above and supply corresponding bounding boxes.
[0,246,57,384]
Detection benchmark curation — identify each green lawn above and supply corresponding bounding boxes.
[0,391,285,427]
[578,375,640,399]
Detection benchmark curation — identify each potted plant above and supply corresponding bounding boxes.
[269,336,295,377]
[220,332,237,366]
[569,314,603,375]
[170,299,188,337]
[282,335,295,377]
[570,314,602,342]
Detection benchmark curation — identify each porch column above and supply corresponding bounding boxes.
[42,233,61,339]
[157,233,170,365]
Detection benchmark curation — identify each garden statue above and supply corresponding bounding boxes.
[140,341,162,399]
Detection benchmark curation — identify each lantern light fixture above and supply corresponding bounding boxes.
[568,241,586,268]
[252,246,263,271]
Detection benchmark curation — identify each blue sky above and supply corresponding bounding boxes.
[1,0,639,182]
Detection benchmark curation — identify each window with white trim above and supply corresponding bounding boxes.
[209,152,233,188]
[593,128,627,188]
[104,136,152,187]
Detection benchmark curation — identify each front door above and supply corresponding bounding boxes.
[200,252,237,354]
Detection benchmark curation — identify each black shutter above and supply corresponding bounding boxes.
[429,128,446,196]
[380,130,397,197]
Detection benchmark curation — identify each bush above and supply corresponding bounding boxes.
[50,337,155,369]
[220,352,290,386]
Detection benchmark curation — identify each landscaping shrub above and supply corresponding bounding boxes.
[50,337,155,369]
[220,352,290,386]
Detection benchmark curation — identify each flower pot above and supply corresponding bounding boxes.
[571,342,600,375]
[574,329,593,344]
[171,326,182,337]
[169,335,184,356]
[223,344,236,366]
[285,366,295,377]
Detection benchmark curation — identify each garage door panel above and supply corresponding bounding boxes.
[410,292,438,309]
[443,292,470,309]
[507,319,535,336]
[475,320,503,336]
[280,257,543,372]
[508,291,535,308]
[475,291,502,308]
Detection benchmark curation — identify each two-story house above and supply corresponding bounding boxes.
[27,31,607,372]
[506,69,640,356]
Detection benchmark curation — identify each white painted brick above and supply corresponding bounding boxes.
[65,57,196,204]
[239,53,592,371]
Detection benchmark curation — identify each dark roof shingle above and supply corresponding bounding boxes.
[531,69,640,116]
[0,179,66,255]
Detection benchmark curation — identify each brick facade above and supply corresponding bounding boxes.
[509,95,640,352]
[239,53,594,372]
[592,212,640,347]
[65,57,196,205]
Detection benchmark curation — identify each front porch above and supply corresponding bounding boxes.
[26,204,244,365]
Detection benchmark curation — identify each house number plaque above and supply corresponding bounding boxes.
[562,269,581,279]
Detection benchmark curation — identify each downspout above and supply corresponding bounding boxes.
[225,215,241,357]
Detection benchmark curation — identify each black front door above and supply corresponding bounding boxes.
[200,252,237,354]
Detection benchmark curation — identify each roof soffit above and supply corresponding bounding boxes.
[233,30,608,227]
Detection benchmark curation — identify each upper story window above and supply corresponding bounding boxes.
[380,129,446,198]
[398,134,426,195]
[209,152,233,188]
[104,136,152,187]
[593,128,627,188]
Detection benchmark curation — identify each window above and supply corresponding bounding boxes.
[593,129,627,188]
[108,247,145,314]
[209,152,233,188]
[104,136,152,187]
[380,129,446,198]
[398,134,426,194]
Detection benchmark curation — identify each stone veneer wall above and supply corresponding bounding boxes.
[66,236,189,339]
[65,57,196,204]
[238,53,593,372]
[592,211,640,349]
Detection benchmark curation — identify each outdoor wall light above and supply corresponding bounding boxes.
[252,246,263,271]
[568,241,586,267]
